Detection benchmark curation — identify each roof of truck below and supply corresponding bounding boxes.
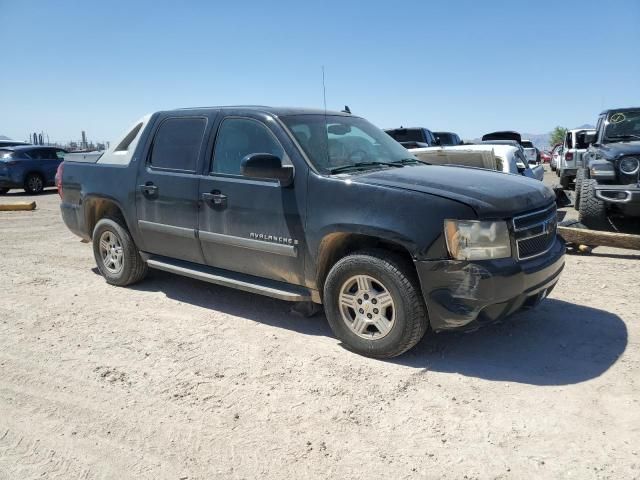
[599,107,640,115]
[172,106,352,116]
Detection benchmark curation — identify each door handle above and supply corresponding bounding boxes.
[202,191,227,208]
[139,183,158,197]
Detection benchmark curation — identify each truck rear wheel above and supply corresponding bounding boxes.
[578,179,610,231]
[323,249,428,358]
[574,169,584,210]
[92,217,148,286]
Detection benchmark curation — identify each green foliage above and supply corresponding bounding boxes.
[549,126,567,146]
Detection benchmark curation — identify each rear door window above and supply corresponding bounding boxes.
[28,148,48,160]
[149,117,207,172]
[565,133,573,149]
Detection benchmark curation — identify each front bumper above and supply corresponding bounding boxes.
[415,235,565,331]
[594,184,640,205]
[0,174,21,189]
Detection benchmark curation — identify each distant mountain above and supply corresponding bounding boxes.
[0,135,13,141]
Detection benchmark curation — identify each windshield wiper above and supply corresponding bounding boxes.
[607,134,640,140]
[329,162,404,174]
[390,157,428,166]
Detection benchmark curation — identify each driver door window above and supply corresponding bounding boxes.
[212,118,285,176]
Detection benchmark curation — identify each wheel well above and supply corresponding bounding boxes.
[23,170,44,181]
[85,198,126,238]
[315,233,415,291]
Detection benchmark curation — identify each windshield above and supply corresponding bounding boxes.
[281,115,417,173]
[604,110,640,142]
[384,128,424,144]
[435,133,456,145]
[521,141,534,149]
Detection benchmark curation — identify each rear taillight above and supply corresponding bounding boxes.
[565,152,574,161]
[55,162,64,198]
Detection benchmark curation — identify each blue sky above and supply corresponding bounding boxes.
[1,0,639,144]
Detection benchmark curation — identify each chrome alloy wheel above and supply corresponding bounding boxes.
[99,231,124,274]
[338,275,396,339]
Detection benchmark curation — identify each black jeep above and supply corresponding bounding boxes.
[576,107,640,230]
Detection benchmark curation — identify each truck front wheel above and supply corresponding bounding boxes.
[578,179,610,231]
[92,217,148,286]
[323,249,428,358]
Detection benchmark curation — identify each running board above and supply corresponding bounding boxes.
[145,256,316,302]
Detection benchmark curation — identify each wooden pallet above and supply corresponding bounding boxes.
[558,225,640,251]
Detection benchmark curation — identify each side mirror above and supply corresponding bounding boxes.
[583,132,597,145]
[241,153,294,186]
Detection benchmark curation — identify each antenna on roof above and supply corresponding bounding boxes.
[342,105,351,114]
[322,66,327,113]
[322,66,330,166]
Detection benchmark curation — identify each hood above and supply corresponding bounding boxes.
[482,131,522,144]
[354,165,555,218]
[599,140,640,160]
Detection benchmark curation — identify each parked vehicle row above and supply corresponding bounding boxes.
[58,106,564,359]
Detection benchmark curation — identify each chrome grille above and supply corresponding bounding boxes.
[512,204,557,260]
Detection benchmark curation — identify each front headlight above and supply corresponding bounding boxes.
[444,219,512,260]
[619,157,640,175]
[590,161,616,179]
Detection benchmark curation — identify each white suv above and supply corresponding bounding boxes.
[558,128,595,190]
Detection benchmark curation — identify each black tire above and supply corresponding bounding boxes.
[24,173,44,194]
[92,217,148,286]
[574,169,584,210]
[323,249,428,359]
[578,179,610,231]
[0,188,8,195]
[559,174,571,190]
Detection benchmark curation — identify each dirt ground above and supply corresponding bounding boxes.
[1,173,639,480]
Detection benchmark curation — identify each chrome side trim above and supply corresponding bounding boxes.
[198,231,297,257]
[138,220,196,239]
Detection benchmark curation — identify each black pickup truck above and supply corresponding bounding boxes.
[576,107,640,230]
[58,106,564,358]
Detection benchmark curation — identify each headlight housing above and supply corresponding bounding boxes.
[590,161,616,179]
[619,156,640,175]
[444,219,512,260]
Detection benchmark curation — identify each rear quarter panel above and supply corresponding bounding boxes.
[60,161,140,241]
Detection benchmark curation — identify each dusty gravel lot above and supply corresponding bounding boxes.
[1,177,639,479]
